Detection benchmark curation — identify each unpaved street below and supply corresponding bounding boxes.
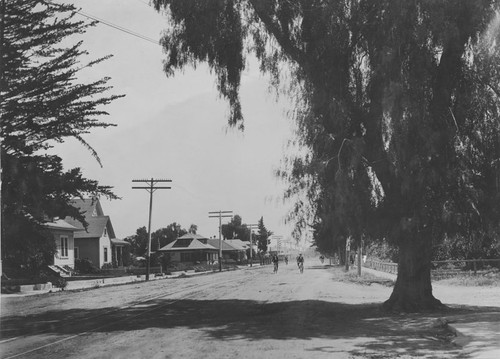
[1,263,498,358]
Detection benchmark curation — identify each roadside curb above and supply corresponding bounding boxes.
[446,323,469,347]
[1,265,264,297]
[442,312,500,358]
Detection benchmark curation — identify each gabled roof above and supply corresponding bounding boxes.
[225,239,249,251]
[65,216,112,238]
[70,198,104,219]
[44,219,78,231]
[207,238,242,251]
[158,237,217,252]
[64,198,116,239]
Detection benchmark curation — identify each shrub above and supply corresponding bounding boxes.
[50,276,68,290]
[75,258,100,274]
[101,263,114,270]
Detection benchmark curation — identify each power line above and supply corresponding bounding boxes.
[77,9,160,45]
[47,0,160,46]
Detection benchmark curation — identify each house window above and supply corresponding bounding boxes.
[60,236,68,258]
[103,228,107,237]
[104,247,108,262]
[74,247,79,259]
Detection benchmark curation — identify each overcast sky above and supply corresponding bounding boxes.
[53,0,306,246]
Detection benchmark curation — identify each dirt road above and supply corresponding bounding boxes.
[1,263,498,358]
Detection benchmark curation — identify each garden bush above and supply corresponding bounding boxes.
[75,258,100,274]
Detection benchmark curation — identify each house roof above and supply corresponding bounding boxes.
[177,233,210,241]
[110,238,131,246]
[158,238,217,252]
[63,198,116,240]
[70,198,104,218]
[225,239,249,251]
[44,219,78,231]
[207,238,242,251]
[65,215,112,239]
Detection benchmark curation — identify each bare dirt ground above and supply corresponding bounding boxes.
[1,263,499,359]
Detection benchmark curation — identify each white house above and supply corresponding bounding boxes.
[45,218,78,269]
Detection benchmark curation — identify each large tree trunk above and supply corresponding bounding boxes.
[383,234,444,312]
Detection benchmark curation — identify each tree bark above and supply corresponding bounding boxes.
[383,234,444,312]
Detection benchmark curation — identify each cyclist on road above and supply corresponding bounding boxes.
[272,254,279,274]
[297,253,304,273]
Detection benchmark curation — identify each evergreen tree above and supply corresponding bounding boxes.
[257,216,272,253]
[1,0,122,271]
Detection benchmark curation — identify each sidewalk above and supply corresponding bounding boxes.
[361,266,500,359]
[447,311,500,359]
[1,264,261,297]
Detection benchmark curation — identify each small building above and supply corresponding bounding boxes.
[158,233,218,264]
[45,218,78,269]
[64,198,129,268]
[207,238,248,263]
[225,239,250,253]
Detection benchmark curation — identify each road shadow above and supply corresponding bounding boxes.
[2,298,497,358]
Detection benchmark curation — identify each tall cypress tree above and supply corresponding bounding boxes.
[257,216,272,253]
[1,0,122,272]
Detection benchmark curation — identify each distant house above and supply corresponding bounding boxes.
[207,238,248,263]
[158,233,218,264]
[225,239,250,252]
[45,218,79,269]
[64,198,129,268]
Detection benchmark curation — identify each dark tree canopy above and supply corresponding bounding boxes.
[1,0,122,271]
[152,222,188,250]
[153,0,500,311]
[222,214,250,241]
[126,226,149,257]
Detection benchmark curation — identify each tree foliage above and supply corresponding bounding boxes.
[257,216,272,252]
[126,223,189,256]
[153,0,500,311]
[221,214,249,241]
[125,226,148,257]
[153,222,188,250]
[1,0,122,271]
[188,224,198,234]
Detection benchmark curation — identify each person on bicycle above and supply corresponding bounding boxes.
[272,254,279,273]
[297,253,304,272]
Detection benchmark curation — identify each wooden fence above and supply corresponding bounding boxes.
[364,260,398,274]
[364,258,500,276]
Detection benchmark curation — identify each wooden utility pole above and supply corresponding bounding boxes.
[208,210,233,272]
[132,178,171,281]
[246,224,258,267]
